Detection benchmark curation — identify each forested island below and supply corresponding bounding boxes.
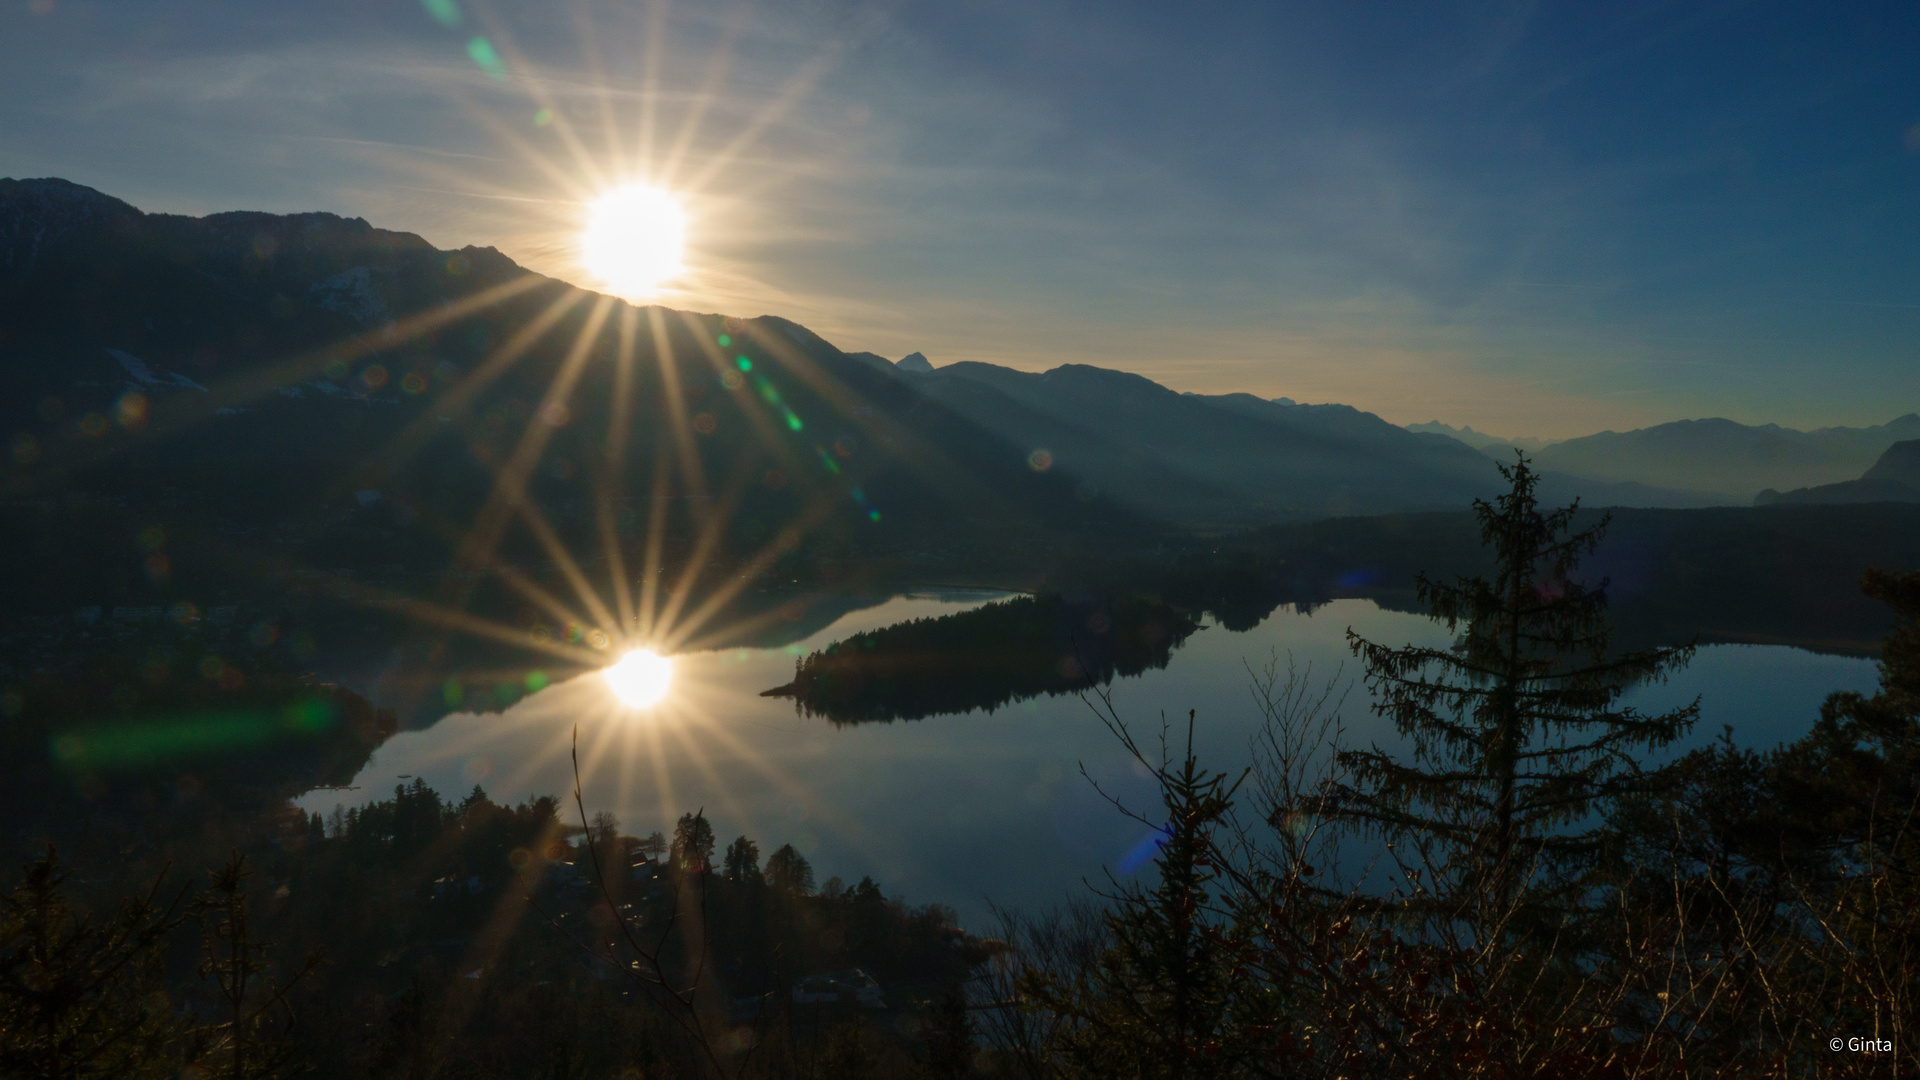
[762,594,1202,724]
[6,462,1917,1076]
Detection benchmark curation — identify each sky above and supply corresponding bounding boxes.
[3,0,1917,438]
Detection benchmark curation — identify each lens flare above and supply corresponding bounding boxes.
[604,648,674,708]
[581,185,688,298]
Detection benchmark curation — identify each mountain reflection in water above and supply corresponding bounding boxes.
[298,594,1882,928]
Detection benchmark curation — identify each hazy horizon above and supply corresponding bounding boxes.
[5,1,1915,438]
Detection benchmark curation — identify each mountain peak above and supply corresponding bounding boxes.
[1863,440,1920,488]
[1,178,145,275]
[897,351,933,373]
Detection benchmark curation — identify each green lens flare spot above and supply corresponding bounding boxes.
[466,37,507,79]
[49,703,336,771]
[525,670,549,692]
[735,356,752,372]
[421,0,462,26]
[533,108,553,126]
[785,410,803,431]
[283,698,337,733]
[717,334,732,347]
[868,509,882,522]
[443,678,466,707]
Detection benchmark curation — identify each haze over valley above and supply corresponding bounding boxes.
[3,4,1917,1074]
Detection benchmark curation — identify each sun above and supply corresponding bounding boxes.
[604,648,675,708]
[580,185,688,297]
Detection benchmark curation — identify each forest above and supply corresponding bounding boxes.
[4,459,1917,1077]
[763,594,1202,724]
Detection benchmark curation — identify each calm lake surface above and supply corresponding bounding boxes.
[297,592,1881,929]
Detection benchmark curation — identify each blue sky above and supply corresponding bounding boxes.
[3,0,1916,437]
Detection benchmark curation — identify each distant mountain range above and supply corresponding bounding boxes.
[0,177,1717,557]
[1406,415,1920,502]
[1404,420,1558,453]
[879,361,1720,523]
[1757,439,1920,506]
[6,178,1915,714]
[1,178,1141,639]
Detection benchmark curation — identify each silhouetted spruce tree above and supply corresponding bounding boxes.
[1019,712,1261,1080]
[1771,567,1920,861]
[1340,455,1698,904]
[0,847,187,1079]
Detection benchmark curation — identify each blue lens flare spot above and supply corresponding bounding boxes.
[1117,825,1174,874]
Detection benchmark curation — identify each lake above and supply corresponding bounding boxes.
[297,591,1882,930]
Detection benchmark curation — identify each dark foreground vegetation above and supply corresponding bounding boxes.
[982,462,1920,1078]
[1,778,991,1079]
[5,458,1917,1078]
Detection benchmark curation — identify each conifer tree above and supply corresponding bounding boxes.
[1340,455,1698,904]
[766,845,814,895]
[671,811,715,877]
[916,982,976,1080]
[1019,711,1262,1080]
[1772,567,1920,859]
[189,853,318,1080]
[723,837,762,884]
[0,848,187,1079]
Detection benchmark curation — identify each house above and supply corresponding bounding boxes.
[628,853,666,896]
[792,969,885,1009]
[431,874,485,899]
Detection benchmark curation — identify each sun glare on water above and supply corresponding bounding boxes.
[604,648,674,708]
[580,185,688,298]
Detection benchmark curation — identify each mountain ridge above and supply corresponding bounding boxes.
[1529,414,1920,499]
[0,178,1768,543]
[1757,439,1920,506]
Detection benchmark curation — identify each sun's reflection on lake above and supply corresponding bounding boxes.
[604,648,674,708]
[297,595,1880,929]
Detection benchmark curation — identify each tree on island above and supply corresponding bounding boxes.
[766,845,814,895]
[671,811,716,876]
[1339,454,1699,906]
[723,837,762,884]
